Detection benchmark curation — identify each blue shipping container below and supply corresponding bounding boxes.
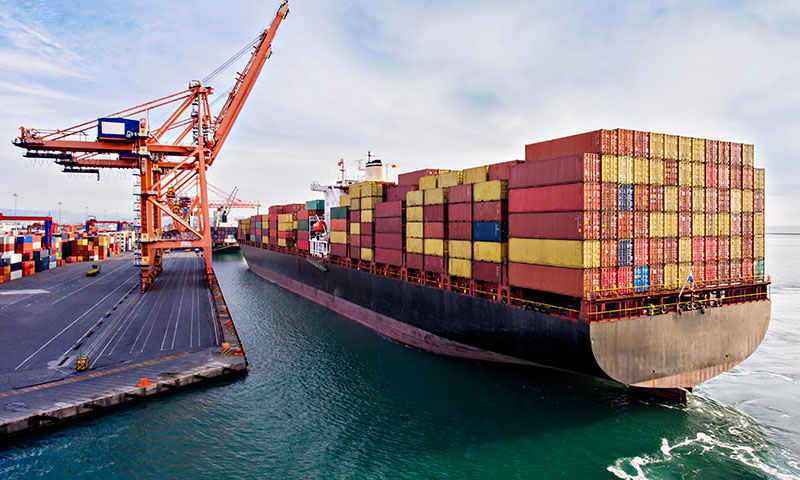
[473,222,506,242]
[634,265,650,293]
[618,239,634,266]
[618,184,634,211]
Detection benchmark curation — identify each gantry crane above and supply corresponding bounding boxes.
[12,1,289,292]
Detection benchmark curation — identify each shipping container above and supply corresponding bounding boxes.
[650,132,665,158]
[448,222,472,240]
[601,155,618,183]
[448,240,472,259]
[664,212,678,238]
[633,157,649,184]
[650,185,664,211]
[423,205,446,222]
[664,159,678,185]
[705,188,718,213]
[634,265,650,293]
[525,129,617,161]
[509,183,600,213]
[508,211,600,240]
[678,136,692,161]
[634,239,649,266]
[664,134,679,160]
[375,248,403,267]
[474,261,503,283]
[509,263,598,298]
[424,255,446,273]
[601,267,618,295]
[419,175,439,190]
[601,183,618,211]
[679,237,692,263]
[398,168,438,186]
[463,165,489,184]
[473,222,506,242]
[664,263,678,289]
[423,187,448,205]
[650,238,665,263]
[424,238,446,256]
[601,211,618,240]
[439,170,462,188]
[634,131,650,157]
[618,239,633,267]
[448,257,472,278]
[618,211,634,239]
[634,185,649,211]
[423,222,445,239]
[649,212,664,238]
[473,241,507,263]
[618,266,634,295]
[406,190,424,207]
[447,203,471,222]
[406,252,423,270]
[407,206,424,222]
[473,201,506,222]
[474,180,508,202]
[508,154,600,188]
[449,183,473,204]
[649,158,665,185]
[679,187,692,212]
[376,201,403,218]
[508,238,599,268]
[705,213,718,237]
[618,156,633,184]
[718,237,730,260]
[488,160,524,181]
[618,184,634,211]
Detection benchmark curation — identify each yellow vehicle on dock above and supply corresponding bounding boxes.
[85,264,101,277]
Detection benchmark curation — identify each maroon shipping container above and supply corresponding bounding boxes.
[731,213,742,236]
[386,185,415,202]
[705,188,718,213]
[349,244,360,258]
[375,233,403,250]
[634,185,649,211]
[361,222,374,236]
[650,238,664,263]
[719,142,731,164]
[634,238,649,266]
[649,185,664,211]
[350,210,361,223]
[473,201,506,222]
[705,261,718,282]
[330,243,348,257]
[601,183,618,211]
[398,168,439,186]
[297,210,309,221]
[618,211,633,239]
[742,166,754,190]
[448,203,472,222]
[508,263,598,298]
[743,213,754,237]
[269,213,279,221]
[664,160,678,185]
[730,259,742,278]
[602,240,618,267]
[651,264,664,289]
[448,222,472,240]
[706,163,718,188]
[718,259,730,280]
[754,190,764,213]
[375,217,402,233]
[508,183,600,213]
[331,218,348,231]
[718,237,730,260]
[718,164,730,188]
[406,253,423,270]
[692,237,705,263]
[509,212,600,240]
[375,247,403,267]
[423,222,445,239]
[718,189,730,212]
[706,140,719,164]
[376,201,404,218]
[601,267,617,295]
[423,205,446,222]
[424,255,446,273]
[601,211,618,240]
[488,160,524,181]
[705,237,718,263]
[449,184,473,204]
[678,187,692,212]
[730,164,742,188]
[508,153,600,188]
[525,129,617,161]
[297,230,309,240]
[269,205,284,214]
[679,212,692,237]
[742,235,754,259]
[664,238,678,263]
[617,266,634,295]
[361,235,373,248]
[634,212,649,238]
[474,261,504,284]
[350,235,361,248]
[742,258,753,277]
[730,143,742,166]
[634,130,650,157]
[617,128,634,156]
[297,239,310,251]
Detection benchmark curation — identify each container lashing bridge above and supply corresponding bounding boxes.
[12,1,290,292]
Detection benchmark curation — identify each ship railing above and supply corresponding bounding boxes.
[587,274,769,300]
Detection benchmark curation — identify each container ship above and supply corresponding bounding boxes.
[237,130,770,401]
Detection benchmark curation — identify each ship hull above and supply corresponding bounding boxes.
[240,245,771,393]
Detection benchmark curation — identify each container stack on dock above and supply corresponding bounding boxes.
[210,226,237,244]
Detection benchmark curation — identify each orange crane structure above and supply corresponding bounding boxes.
[12,1,289,292]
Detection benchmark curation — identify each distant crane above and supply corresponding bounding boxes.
[12,1,290,292]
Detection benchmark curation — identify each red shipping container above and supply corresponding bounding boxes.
[730,142,742,166]
[406,253,423,270]
[297,239,309,251]
[730,259,742,278]
[424,222,445,239]
[634,238,649,265]
[718,164,730,188]
[705,261,718,282]
[448,222,472,240]
[509,212,599,240]
[473,201,506,222]
[742,258,753,277]
[297,230,309,240]
[330,243,348,257]
[664,160,678,185]
[618,211,633,238]
[474,261,503,284]
[601,267,617,296]
[351,210,361,223]
[679,212,692,237]
[269,213,279,221]
[634,212,649,238]
[742,235,753,259]
[705,237,718,262]
[448,203,472,222]
[718,237,730,260]
[634,185,649,211]
[331,218,348,231]
[386,185,415,202]
[651,263,664,290]
[448,184,473,204]
[706,140,719,164]
[617,266,634,295]
[718,189,730,212]
[269,205,284,214]
[361,235,373,248]
[277,231,294,239]
[705,188,718,213]
[375,233,403,250]
[730,164,742,188]
[742,213,753,237]
[399,169,438,186]
[650,239,664,263]
[423,205,446,222]
[488,160,524,181]
[718,259,730,279]
[351,235,361,247]
[706,163,718,188]
[508,183,600,213]
[754,191,764,213]
[617,128,634,156]
[649,185,664,211]
[601,183,618,211]
[375,217,403,233]
[634,130,650,157]
[719,142,731,164]
[731,213,742,236]
[742,166,754,190]
[424,255,446,273]
[361,222,374,236]
[693,237,705,263]
[509,153,600,188]
[601,240,618,267]
[376,201,404,218]
[601,211,617,240]
[375,247,403,266]
[509,263,599,298]
[299,210,311,221]
[525,129,617,161]
[679,187,692,211]
[664,238,678,263]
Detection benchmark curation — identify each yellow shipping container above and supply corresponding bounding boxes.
[424,239,446,256]
[361,196,381,210]
[349,183,362,198]
[406,190,424,207]
[692,138,706,162]
[406,238,424,254]
[362,209,374,223]
[473,241,508,263]
[678,136,692,161]
[448,240,472,259]
[754,213,765,235]
[730,189,742,213]
[693,213,705,237]
[706,213,718,236]
[730,236,742,260]
[678,263,692,285]
[718,213,730,237]
[278,213,293,222]
[754,235,764,257]
[664,263,678,289]
[650,132,665,158]
[473,180,508,202]
[664,212,678,237]
[754,168,765,190]
[649,158,665,184]
[406,206,424,222]
[330,231,349,244]
[664,134,679,160]
[617,155,633,184]
[350,198,361,210]
[338,194,350,206]
[419,175,439,190]
[664,186,678,211]
[678,161,692,186]
[463,165,488,184]
[692,162,705,187]
[693,187,705,212]
[633,157,649,184]
[406,222,423,238]
[360,183,384,198]
[742,190,753,213]
[743,144,754,167]
[679,237,692,263]
[438,171,462,188]
[423,187,449,205]
[350,223,361,235]
[508,238,599,269]
[649,212,664,238]
[448,258,473,279]
[361,248,373,262]
[278,239,287,247]
[601,155,618,183]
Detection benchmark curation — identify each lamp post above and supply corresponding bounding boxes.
[58,201,62,226]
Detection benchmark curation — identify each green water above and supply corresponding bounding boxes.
[1,236,798,479]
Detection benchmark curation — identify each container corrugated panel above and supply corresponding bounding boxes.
[362,210,375,223]
[461,165,488,184]
[406,253,423,270]
[706,140,719,164]
[375,248,403,267]
[438,171,462,188]
[617,184,634,211]
[754,257,765,277]
[406,190,424,207]
[754,213,765,235]
[448,258,472,278]
[423,222,445,239]
[618,156,633,184]
[634,131,650,157]
[634,185,649,211]
[601,240,618,267]
[634,157,649,184]
[618,211,633,238]
[664,263,678,289]
[692,237,705,263]
[691,138,705,162]
[742,190,754,213]
[424,239,446,256]
[730,164,742,189]
[601,267,617,294]
[508,238,599,268]
[678,161,692,186]
[692,162,705,187]
[705,237,718,263]
[331,206,350,219]
[447,203,471,222]
[360,248,373,262]
[754,168,765,189]
[664,159,678,185]
[329,232,350,244]
[678,237,692,263]
[509,212,599,240]
[743,213,754,237]
[617,266,634,295]
[376,201,403,218]
[634,239,649,266]
[718,164,731,188]
[601,183,618,211]
[731,213,742,237]
[448,222,472,240]
[754,191,764,213]
[407,206,424,222]
[649,158,665,185]
[524,129,617,162]
[730,236,742,260]
[474,261,503,283]
[448,240,472,259]
[649,212,664,238]
[678,136,692,161]
[398,169,439,186]
[350,198,361,210]
[650,185,664,211]
[362,196,382,210]
[361,183,384,198]
[601,154,618,183]
[664,134,679,160]
[618,240,633,267]
[508,153,600,188]
[678,212,692,237]
[406,222,423,238]
[650,133,665,158]
[693,187,705,212]
[634,266,649,293]
[473,180,507,202]
[731,143,743,166]
[473,201,506,222]
[509,263,598,298]
[375,233,403,250]
[650,239,665,263]
[634,212,649,238]
[306,199,324,211]
[509,183,600,213]
[742,144,754,167]
[719,213,731,237]
[705,187,718,213]
[423,205,445,222]
[419,175,439,190]
[705,213,718,236]
[406,238,424,253]
[678,187,692,212]
[489,160,525,181]
[473,222,506,242]
[385,185,414,202]
[449,184,473,203]
[617,129,634,155]
[742,166,754,190]
[742,235,754,259]
[330,243,348,257]
[754,236,764,257]
[718,189,730,212]
[730,189,742,214]
[423,188,448,205]
[473,241,507,263]
[601,211,618,240]
[667,239,682,265]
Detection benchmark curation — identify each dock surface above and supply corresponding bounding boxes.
[0,251,246,437]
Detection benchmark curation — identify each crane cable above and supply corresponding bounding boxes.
[201,32,265,86]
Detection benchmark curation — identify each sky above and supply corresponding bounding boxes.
[0,0,798,227]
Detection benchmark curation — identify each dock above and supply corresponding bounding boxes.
[0,251,246,438]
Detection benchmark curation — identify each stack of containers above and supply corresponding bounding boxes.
[277,210,296,248]
[405,187,424,270]
[329,202,350,258]
[420,173,448,273]
[374,198,404,266]
[297,208,310,251]
[472,179,508,282]
[351,182,384,262]
[268,206,280,245]
[447,170,477,279]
